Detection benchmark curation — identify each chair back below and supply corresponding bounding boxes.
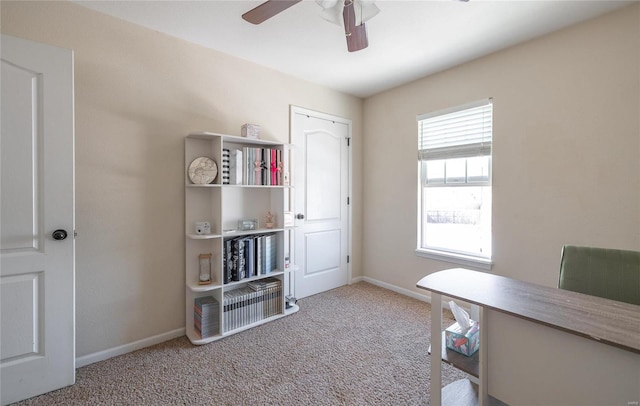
[559,245,640,305]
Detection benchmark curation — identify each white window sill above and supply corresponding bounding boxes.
[415,248,493,271]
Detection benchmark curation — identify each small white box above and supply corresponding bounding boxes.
[195,221,211,235]
[241,124,261,140]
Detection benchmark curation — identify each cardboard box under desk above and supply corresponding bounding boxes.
[445,320,480,356]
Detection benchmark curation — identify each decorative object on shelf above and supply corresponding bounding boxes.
[188,157,218,184]
[195,221,211,235]
[283,212,293,228]
[241,123,261,140]
[445,301,479,356]
[238,219,258,231]
[265,211,275,229]
[198,253,212,285]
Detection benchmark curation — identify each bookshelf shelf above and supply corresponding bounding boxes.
[222,228,285,237]
[187,233,223,240]
[186,281,222,292]
[185,132,298,345]
[222,184,292,189]
[187,184,222,188]
[222,270,285,288]
[186,303,300,345]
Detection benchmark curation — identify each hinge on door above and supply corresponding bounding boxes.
[347,197,350,205]
[347,138,351,146]
[347,255,350,263]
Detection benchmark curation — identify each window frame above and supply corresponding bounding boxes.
[416,99,493,270]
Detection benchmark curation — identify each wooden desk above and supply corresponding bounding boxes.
[417,268,640,406]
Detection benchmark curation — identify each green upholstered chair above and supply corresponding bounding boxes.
[558,245,640,305]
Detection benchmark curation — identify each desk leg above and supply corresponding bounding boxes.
[431,292,442,406]
[479,306,488,406]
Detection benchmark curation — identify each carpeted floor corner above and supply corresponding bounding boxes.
[14,282,468,405]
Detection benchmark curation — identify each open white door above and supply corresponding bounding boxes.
[1,35,75,405]
[291,107,351,299]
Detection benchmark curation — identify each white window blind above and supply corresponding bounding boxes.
[418,99,493,161]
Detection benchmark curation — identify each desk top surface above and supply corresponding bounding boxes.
[417,268,640,354]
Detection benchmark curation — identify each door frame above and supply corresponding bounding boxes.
[289,105,352,297]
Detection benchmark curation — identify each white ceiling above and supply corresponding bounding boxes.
[75,0,633,98]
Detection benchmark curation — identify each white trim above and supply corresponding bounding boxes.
[416,98,492,121]
[360,276,474,314]
[362,276,432,303]
[350,276,364,284]
[75,328,185,368]
[415,248,492,271]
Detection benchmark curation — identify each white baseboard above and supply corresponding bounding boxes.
[358,276,472,313]
[76,328,185,368]
[360,276,433,303]
[76,277,467,369]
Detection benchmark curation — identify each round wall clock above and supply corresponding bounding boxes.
[188,157,218,184]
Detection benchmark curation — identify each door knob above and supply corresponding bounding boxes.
[296,213,305,220]
[52,229,68,241]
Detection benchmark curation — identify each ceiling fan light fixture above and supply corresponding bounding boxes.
[317,0,343,25]
[355,0,380,25]
[316,0,379,26]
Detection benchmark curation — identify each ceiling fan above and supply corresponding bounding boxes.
[242,0,380,52]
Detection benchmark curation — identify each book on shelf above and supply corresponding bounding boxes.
[247,277,281,291]
[246,237,255,278]
[223,233,277,284]
[236,146,283,186]
[222,280,282,332]
[243,147,251,186]
[228,148,242,185]
[231,238,246,281]
[222,148,230,185]
[194,296,219,338]
[223,238,233,284]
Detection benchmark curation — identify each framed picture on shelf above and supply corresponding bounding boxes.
[238,219,258,231]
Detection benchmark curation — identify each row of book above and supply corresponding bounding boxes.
[223,278,282,332]
[221,147,283,186]
[223,233,277,284]
[194,296,220,339]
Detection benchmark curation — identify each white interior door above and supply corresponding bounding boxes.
[291,107,350,299]
[1,35,75,405]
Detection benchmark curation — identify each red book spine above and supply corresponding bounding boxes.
[271,149,277,186]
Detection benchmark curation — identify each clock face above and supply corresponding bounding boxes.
[188,157,218,184]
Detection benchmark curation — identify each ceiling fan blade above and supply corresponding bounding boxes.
[343,0,369,52]
[242,0,302,24]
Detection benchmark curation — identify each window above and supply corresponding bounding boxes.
[417,99,492,266]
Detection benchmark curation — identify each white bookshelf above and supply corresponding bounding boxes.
[185,132,298,345]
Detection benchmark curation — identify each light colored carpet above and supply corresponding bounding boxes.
[15,282,468,405]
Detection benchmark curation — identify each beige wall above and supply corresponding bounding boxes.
[2,1,639,397]
[363,5,640,404]
[1,1,363,357]
[363,4,639,289]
